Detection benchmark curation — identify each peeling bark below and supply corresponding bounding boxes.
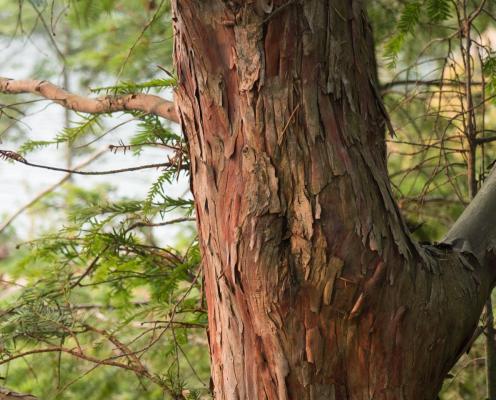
[171,1,496,399]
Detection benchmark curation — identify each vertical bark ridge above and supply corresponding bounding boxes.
[172,1,495,398]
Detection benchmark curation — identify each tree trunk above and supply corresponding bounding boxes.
[171,1,496,398]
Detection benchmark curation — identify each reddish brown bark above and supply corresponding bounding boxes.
[172,1,496,399]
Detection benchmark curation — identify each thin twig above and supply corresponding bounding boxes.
[126,217,195,232]
[0,149,177,175]
[0,148,107,234]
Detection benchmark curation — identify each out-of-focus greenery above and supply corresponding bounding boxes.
[0,0,495,399]
[0,1,209,399]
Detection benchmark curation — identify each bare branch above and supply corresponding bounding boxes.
[0,77,179,123]
[380,79,483,91]
[0,346,176,396]
[0,149,181,175]
[475,135,496,145]
[0,387,37,400]
[126,217,196,231]
[0,147,107,235]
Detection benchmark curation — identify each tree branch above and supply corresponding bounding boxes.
[380,79,483,91]
[442,166,496,264]
[0,387,37,400]
[475,135,496,145]
[0,149,180,175]
[0,77,179,123]
[127,217,196,230]
[0,346,175,396]
[0,147,107,235]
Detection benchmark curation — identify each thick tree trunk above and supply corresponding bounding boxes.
[172,1,496,399]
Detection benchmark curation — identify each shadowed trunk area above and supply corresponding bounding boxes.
[172,1,496,398]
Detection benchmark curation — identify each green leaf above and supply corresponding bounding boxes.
[383,1,421,69]
[426,0,452,22]
[397,1,421,35]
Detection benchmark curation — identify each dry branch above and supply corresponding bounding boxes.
[0,149,178,175]
[0,77,179,123]
[0,147,107,235]
[0,387,37,400]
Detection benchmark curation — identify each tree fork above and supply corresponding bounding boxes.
[171,1,496,399]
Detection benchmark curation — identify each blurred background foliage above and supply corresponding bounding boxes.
[0,0,495,398]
